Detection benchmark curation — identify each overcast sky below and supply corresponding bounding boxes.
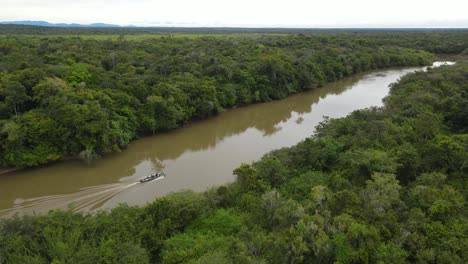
[2,0,468,27]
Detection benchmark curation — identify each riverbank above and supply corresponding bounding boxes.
[0,58,458,179]
[0,168,21,175]
[1,60,440,174]
[1,63,452,215]
[3,32,447,168]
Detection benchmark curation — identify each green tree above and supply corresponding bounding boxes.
[0,79,30,116]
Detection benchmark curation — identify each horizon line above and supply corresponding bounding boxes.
[1,20,468,29]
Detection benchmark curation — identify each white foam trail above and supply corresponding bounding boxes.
[0,181,141,217]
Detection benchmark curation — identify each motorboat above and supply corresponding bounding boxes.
[140,172,166,183]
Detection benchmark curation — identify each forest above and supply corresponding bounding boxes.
[0,59,466,263]
[1,29,468,167]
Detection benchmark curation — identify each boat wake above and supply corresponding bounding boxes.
[0,181,141,217]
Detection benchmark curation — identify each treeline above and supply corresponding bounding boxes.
[1,24,468,35]
[1,60,466,263]
[1,32,467,167]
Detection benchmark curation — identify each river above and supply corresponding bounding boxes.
[0,62,454,217]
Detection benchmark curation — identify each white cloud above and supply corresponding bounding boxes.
[1,0,467,27]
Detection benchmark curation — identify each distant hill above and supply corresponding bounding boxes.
[0,21,123,28]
